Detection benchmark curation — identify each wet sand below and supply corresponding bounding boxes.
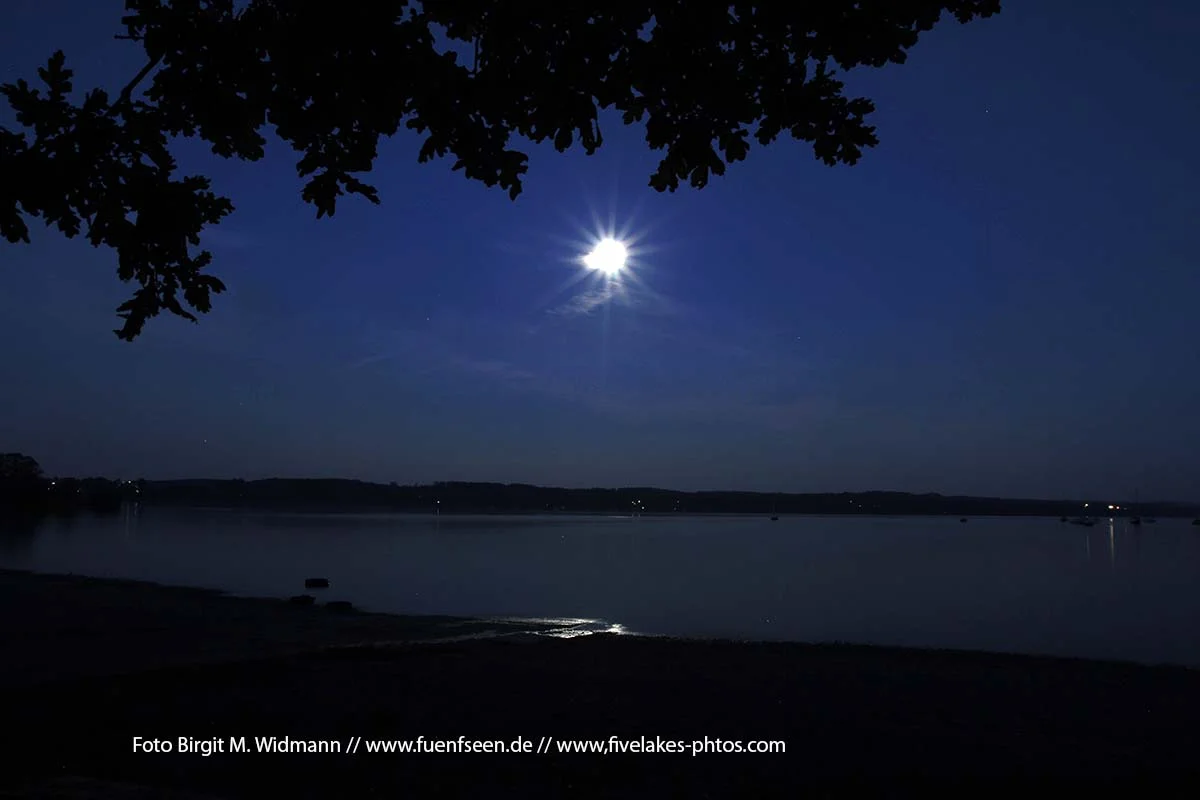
[2,568,1199,797]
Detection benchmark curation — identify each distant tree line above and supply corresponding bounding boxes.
[0,453,129,516]
[131,478,1198,518]
[5,457,1195,518]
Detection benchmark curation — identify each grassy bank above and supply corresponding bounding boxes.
[2,569,1199,797]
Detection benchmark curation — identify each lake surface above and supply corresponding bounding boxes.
[3,508,1200,666]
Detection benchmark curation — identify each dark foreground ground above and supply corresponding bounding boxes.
[2,570,1199,797]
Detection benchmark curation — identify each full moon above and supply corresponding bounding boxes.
[583,237,627,277]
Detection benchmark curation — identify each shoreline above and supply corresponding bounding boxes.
[4,568,1200,795]
[5,566,1195,672]
[0,568,573,688]
[54,504,1200,519]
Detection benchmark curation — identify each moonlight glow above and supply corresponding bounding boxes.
[583,237,628,277]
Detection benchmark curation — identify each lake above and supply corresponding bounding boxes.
[3,508,1199,666]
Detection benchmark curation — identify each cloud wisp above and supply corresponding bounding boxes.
[546,286,617,317]
[543,266,687,320]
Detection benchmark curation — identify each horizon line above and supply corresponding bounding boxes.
[68,475,1197,507]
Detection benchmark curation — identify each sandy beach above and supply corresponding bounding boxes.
[2,568,1200,797]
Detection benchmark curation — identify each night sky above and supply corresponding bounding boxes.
[3,1,1199,500]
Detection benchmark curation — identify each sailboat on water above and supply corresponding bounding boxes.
[1128,491,1156,525]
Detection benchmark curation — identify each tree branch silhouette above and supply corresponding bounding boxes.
[1,0,1001,340]
[105,55,164,120]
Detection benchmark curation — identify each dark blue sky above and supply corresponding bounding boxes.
[3,1,1199,500]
